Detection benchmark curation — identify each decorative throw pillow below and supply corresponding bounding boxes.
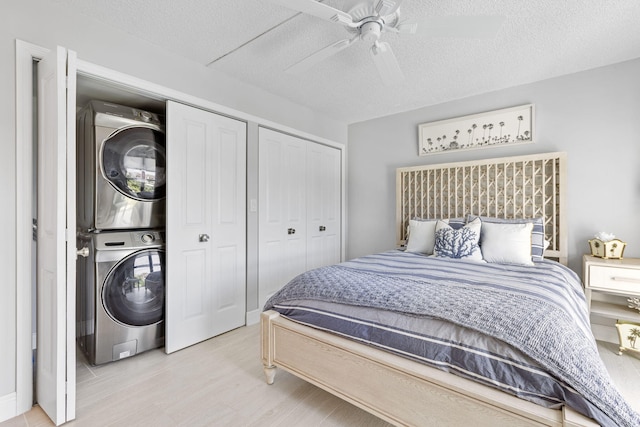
[468,215,545,261]
[405,218,466,254]
[405,219,439,254]
[480,222,534,266]
[434,218,483,261]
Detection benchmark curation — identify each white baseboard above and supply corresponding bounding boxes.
[246,309,261,326]
[0,392,17,423]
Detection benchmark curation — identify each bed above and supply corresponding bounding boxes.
[261,152,639,427]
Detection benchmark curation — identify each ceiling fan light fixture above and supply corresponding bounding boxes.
[360,20,382,43]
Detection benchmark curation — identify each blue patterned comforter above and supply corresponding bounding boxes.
[265,250,640,427]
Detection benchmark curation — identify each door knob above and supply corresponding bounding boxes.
[76,247,90,258]
[319,226,326,232]
[287,228,296,235]
[199,234,210,242]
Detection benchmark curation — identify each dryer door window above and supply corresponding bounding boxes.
[101,127,166,201]
[102,249,165,327]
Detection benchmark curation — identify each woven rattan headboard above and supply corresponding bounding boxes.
[396,152,567,264]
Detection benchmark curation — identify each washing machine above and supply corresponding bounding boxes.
[77,100,166,231]
[77,229,165,365]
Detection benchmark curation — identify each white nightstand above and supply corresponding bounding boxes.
[583,255,640,345]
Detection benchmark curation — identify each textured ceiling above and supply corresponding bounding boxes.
[53,0,640,124]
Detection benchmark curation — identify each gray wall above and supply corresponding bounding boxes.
[347,57,640,276]
[1,0,347,406]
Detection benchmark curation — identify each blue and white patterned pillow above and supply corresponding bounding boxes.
[406,217,467,254]
[434,218,483,261]
[468,215,545,261]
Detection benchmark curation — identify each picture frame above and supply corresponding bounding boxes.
[418,104,534,156]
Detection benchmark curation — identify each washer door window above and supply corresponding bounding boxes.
[103,249,165,327]
[101,127,166,201]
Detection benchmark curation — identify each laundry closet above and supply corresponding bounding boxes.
[31,46,343,425]
[75,99,168,366]
[73,74,249,360]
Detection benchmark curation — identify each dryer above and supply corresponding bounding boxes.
[77,100,166,231]
[77,229,165,365]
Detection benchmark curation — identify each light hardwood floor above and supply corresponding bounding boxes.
[3,324,640,427]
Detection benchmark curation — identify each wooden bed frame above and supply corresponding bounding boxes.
[261,152,598,426]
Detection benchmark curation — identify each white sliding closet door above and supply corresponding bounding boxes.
[36,46,77,425]
[258,128,307,309]
[165,101,247,354]
[306,143,341,270]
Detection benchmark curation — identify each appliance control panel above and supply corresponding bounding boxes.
[132,108,161,124]
[90,100,164,127]
[133,230,164,245]
[93,230,165,250]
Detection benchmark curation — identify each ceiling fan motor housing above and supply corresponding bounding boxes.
[360,20,383,42]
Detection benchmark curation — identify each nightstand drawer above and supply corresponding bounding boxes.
[589,265,640,294]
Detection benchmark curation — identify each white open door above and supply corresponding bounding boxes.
[36,46,76,425]
[165,100,247,354]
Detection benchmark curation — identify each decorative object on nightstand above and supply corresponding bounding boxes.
[588,231,626,259]
[615,321,640,356]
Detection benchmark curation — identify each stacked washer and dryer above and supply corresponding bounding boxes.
[76,100,167,365]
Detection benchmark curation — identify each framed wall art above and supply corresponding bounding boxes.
[418,104,534,156]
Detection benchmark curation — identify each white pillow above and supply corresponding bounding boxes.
[469,215,545,261]
[434,218,483,261]
[480,222,534,266]
[405,219,439,254]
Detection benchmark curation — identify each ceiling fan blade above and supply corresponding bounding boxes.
[370,41,404,85]
[269,0,353,25]
[286,37,359,74]
[375,0,403,17]
[418,16,506,38]
[391,20,418,34]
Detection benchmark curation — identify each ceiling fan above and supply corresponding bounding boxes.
[269,0,504,85]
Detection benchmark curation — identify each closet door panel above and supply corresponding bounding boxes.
[258,128,307,308]
[166,104,213,353]
[306,143,341,270]
[209,123,247,335]
[283,137,306,279]
[36,45,77,426]
[166,101,246,353]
